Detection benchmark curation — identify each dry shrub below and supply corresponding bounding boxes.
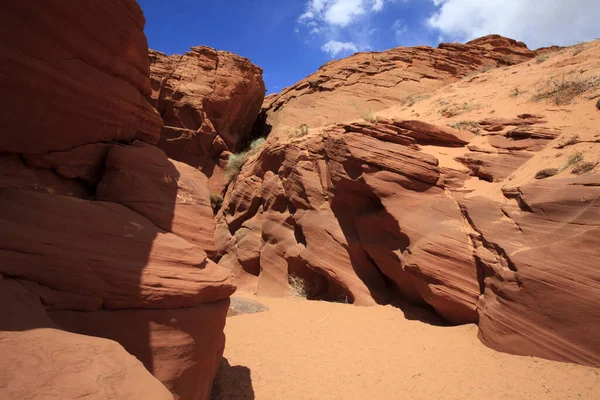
[532,73,600,105]
[572,162,598,175]
[209,192,223,214]
[400,93,432,107]
[288,274,308,298]
[535,168,559,179]
[449,120,481,134]
[224,138,266,182]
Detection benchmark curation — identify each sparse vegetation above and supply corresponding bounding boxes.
[535,168,559,180]
[209,192,224,214]
[224,137,266,183]
[286,123,310,138]
[531,72,600,105]
[562,151,584,171]
[509,88,521,97]
[557,134,580,148]
[596,98,600,110]
[288,274,308,298]
[572,161,598,175]
[400,93,432,107]
[449,120,481,134]
[440,101,481,118]
[572,44,588,56]
[535,54,549,64]
[481,64,496,72]
[361,109,377,123]
[352,102,378,123]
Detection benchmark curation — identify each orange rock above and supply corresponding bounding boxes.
[0,278,173,400]
[0,0,162,154]
[149,47,266,191]
[263,35,534,133]
[216,119,479,321]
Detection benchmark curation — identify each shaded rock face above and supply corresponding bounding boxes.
[263,35,534,133]
[0,278,173,400]
[216,115,600,367]
[149,47,266,191]
[0,0,162,153]
[0,1,235,399]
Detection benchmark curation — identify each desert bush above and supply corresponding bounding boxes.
[400,93,432,107]
[557,134,579,148]
[572,162,598,175]
[361,110,377,123]
[481,64,496,72]
[572,44,588,56]
[224,137,266,183]
[509,88,521,97]
[288,274,308,298]
[535,54,549,64]
[286,123,310,138]
[532,73,600,105]
[449,120,481,134]
[440,101,481,118]
[562,151,584,170]
[596,98,600,110]
[209,192,224,214]
[535,168,559,179]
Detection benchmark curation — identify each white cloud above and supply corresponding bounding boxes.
[321,40,359,56]
[372,0,385,11]
[299,0,390,27]
[428,0,600,48]
[298,0,398,56]
[392,19,407,37]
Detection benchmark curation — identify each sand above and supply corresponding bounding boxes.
[213,296,600,400]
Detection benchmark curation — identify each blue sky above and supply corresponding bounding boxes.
[138,0,599,94]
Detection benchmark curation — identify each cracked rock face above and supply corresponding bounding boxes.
[149,47,266,192]
[216,116,600,367]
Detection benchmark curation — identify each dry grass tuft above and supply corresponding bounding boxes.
[400,93,432,107]
[440,101,482,118]
[535,54,549,64]
[535,168,559,180]
[209,192,224,214]
[557,134,580,149]
[449,120,481,134]
[562,151,584,171]
[224,138,266,183]
[532,73,600,105]
[288,274,308,298]
[572,162,598,175]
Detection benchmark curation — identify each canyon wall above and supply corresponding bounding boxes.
[0,1,238,399]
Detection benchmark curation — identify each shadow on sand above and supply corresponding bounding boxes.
[211,358,255,400]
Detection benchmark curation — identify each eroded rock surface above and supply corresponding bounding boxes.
[0,278,173,400]
[217,108,600,367]
[0,1,236,399]
[149,47,266,191]
[263,35,534,133]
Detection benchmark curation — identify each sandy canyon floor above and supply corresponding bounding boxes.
[213,296,600,400]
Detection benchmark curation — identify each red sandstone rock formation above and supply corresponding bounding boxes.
[0,278,173,400]
[262,35,535,133]
[217,103,600,368]
[0,1,236,399]
[149,47,266,192]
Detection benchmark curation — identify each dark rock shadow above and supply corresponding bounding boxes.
[211,358,255,400]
